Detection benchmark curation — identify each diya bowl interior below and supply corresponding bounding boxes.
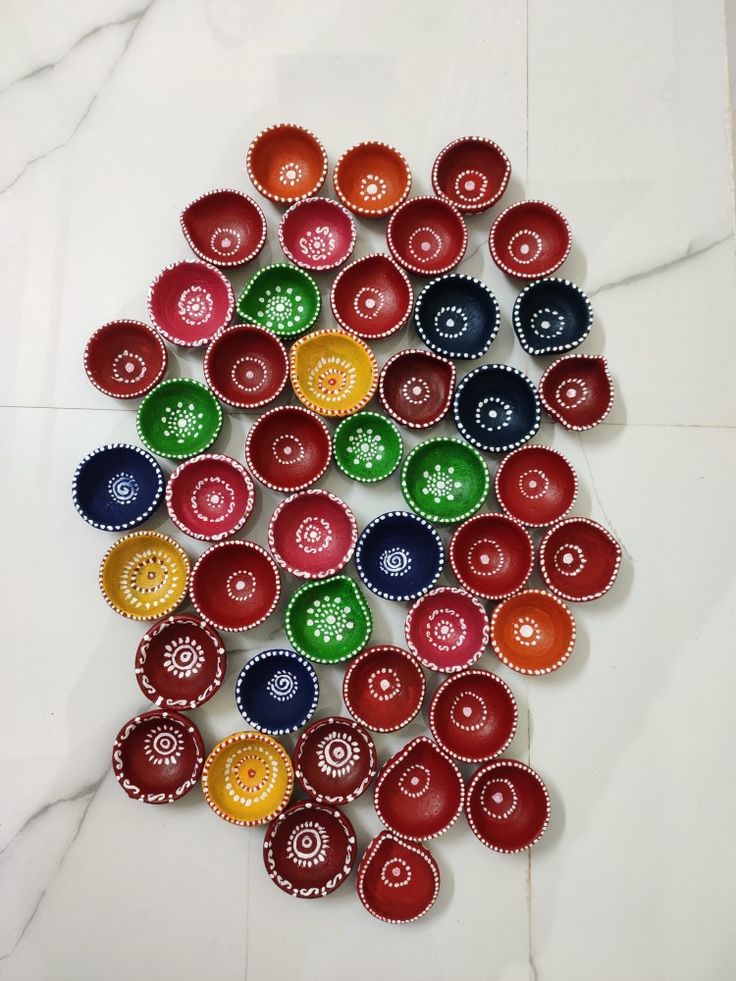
[73,443,164,532]
[246,122,328,204]
[489,200,571,279]
[432,136,511,214]
[513,277,592,355]
[400,436,489,525]
[285,574,373,665]
[355,510,444,602]
[289,329,378,418]
[539,516,622,602]
[330,252,413,339]
[494,444,577,527]
[378,349,456,429]
[136,378,223,461]
[203,323,288,409]
[235,648,319,735]
[466,758,551,852]
[333,410,404,484]
[112,709,204,804]
[539,354,614,431]
[190,540,280,631]
[245,405,331,493]
[491,588,576,675]
[99,530,190,621]
[357,830,440,924]
[268,489,357,578]
[135,613,226,710]
[84,320,168,399]
[429,668,517,763]
[202,730,294,826]
[294,715,377,805]
[414,273,500,359]
[237,262,320,339]
[342,645,426,733]
[450,513,534,600]
[387,196,467,276]
[333,141,412,217]
[279,196,356,271]
[180,189,267,266]
[166,453,255,542]
[404,586,489,673]
[148,259,234,347]
[453,363,541,453]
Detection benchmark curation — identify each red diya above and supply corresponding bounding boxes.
[166,453,255,542]
[333,141,412,217]
[190,540,280,631]
[465,758,551,852]
[539,354,614,431]
[428,669,517,763]
[278,197,356,271]
[147,259,234,347]
[491,589,576,675]
[246,123,328,205]
[489,200,571,279]
[357,831,440,924]
[245,405,331,493]
[112,709,204,804]
[263,800,357,899]
[539,516,622,602]
[268,488,357,578]
[432,136,511,214]
[180,189,267,267]
[378,348,455,429]
[330,253,413,340]
[495,445,577,527]
[293,716,377,805]
[342,645,426,733]
[374,736,464,841]
[387,196,467,275]
[84,320,168,399]
[450,513,534,600]
[404,587,489,673]
[135,613,226,710]
[203,323,288,410]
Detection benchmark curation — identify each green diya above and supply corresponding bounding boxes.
[400,436,489,524]
[284,574,372,664]
[136,378,223,460]
[333,411,403,483]
[237,262,320,338]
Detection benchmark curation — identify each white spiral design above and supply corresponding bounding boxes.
[379,547,411,578]
[266,669,298,702]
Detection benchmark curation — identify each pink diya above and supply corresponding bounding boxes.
[268,488,357,578]
[330,253,413,340]
[357,831,440,924]
[203,323,288,410]
[489,200,571,279]
[112,709,204,804]
[387,195,467,275]
[180,189,267,266]
[246,123,328,205]
[428,669,517,763]
[539,516,622,602]
[84,320,168,399]
[245,405,332,493]
[190,540,280,631]
[135,613,226,710]
[465,758,551,852]
[539,354,614,431]
[404,586,489,673]
[342,645,426,733]
[432,136,512,214]
[378,348,455,429]
[279,196,356,271]
[147,259,234,347]
[450,513,534,600]
[293,716,377,805]
[166,453,255,542]
[494,445,577,527]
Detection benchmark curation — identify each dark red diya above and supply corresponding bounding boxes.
[268,489,357,578]
[330,253,413,340]
[432,136,511,214]
[489,200,571,279]
[539,516,622,602]
[245,405,332,493]
[342,645,426,733]
[495,445,577,527]
[387,196,467,276]
[378,349,455,429]
[279,197,356,271]
[166,453,255,542]
[263,800,357,898]
[135,613,226,710]
[294,716,377,805]
[357,831,440,924]
[84,320,168,399]
[450,513,534,600]
[465,758,550,852]
[190,540,280,631]
[539,354,614,431]
[180,189,267,267]
[404,587,489,673]
[429,669,517,763]
[148,259,234,347]
[203,323,288,410]
[374,736,464,841]
[246,123,328,205]
[112,709,204,804]
[333,141,412,217]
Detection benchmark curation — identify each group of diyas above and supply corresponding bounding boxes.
[74,124,620,923]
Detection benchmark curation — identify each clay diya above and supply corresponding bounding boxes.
[539,516,622,602]
[465,758,550,852]
[246,123,328,205]
[136,378,223,461]
[378,349,455,429]
[147,259,233,347]
[73,443,164,532]
[453,363,540,453]
[268,489,357,578]
[99,530,189,621]
[490,200,571,279]
[294,716,377,805]
[414,273,500,360]
[513,278,592,355]
[112,709,204,804]
[237,262,320,339]
[333,141,412,217]
[374,736,464,840]
[404,586,489,673]
[180,189,267,267]
[289,329,378,418]
[539,354,614,431]
[387,196,467,275]
[355,511,444,602]
[285,574,372,664]
[400,436,489,525]
[342,645,425,733]
[202,731,293,826]
[203,323,288,410]
[279,197,356,271]
[330,253,413,340]
[84,320,167,399]
[491,589,576,675]
[190,540,280,631]
[235,649,319,735]
[166,453,255,542]
[428,669,517,763]
[357,831,440,923]
[494,445,577,527]
[432,136,511,214]
[245,405,331,493]
[450,513,534,600]
[333,411,403,483]
[135,613,227,710]
[263,800,357,899]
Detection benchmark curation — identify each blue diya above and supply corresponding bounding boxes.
[72,443,165,531]
[453,363,541,454]
[354,510,444,602]
[414,273,500,359]
[235,649,319,735]
[512,278,592,356]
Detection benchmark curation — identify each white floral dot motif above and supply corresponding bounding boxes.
[468,538,506,576]
[408,226,442,263]
[225,751,276,805]
[433,304,469,340]
[210,226,242,258]
[298,225,336,262]
[425,608,467,652]
[346,426,385,471]
[353,286,384,319]
[111,350,146,384]
[286,821,328,868]
[512,616,542,647]
[400,377,431,405]
[178,285,214,326]
[226,570,256,601]
[161,401,205,445]
[143,723,185,766]
[296,516,333,554]
[553,544,586,577]
[481,778,518,819]
[554,377,588,409]
[108,471,139,505]
[279,161,303,187]
[518,468,549,500]
[256,286,305,333]
[231,355,268,392]
[381,857,412,888]
[450,692,488,732]
[272,435,305,466]
[507,229,543,264]
[316,730,361,778]
[359,174,388,202]
[190,476,236,524]
[453,168,489,203]
[398,763,431,798]
[530,307,565,339]
[475,396,513,432]
[163,635,206,678]
[120,550,177,610]
[307,356,357,403]
[267,670,298,702]
[305,595,356,644]
[420,463,462,505]
[379,547,412,578]
[368,667,401,702]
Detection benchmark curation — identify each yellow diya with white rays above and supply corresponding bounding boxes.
[202,731,294,826]
[99,530,190,620]
[289,329,378,417]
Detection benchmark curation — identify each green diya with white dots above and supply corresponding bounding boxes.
[333,411,403,483]
[284,574,372,664]
[237,262,320,338]
[400,436,490,524]
[136,378,223,461]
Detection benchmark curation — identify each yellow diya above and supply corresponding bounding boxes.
[289,328,378,417]
[99,530,189,621]
[201,731,294,826]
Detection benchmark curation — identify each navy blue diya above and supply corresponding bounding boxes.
[354,510,444,602]
[414,273,500,359]
[235,649,319,735]
[453,364,541,453]
[512,278,592,356]
[72,443,165,531]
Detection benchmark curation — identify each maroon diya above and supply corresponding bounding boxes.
[166,453,255,542]
[465,758,551,852]
[342,645,426,733]
[432,136,511,214]
[245,405,332,493]
[378,348,456,429]
[293,716,377,806]
[84,319,168,399]
[387,195,467,275]
[539,354,614,431]
[203,323,288,410]
[495,444,578,527]
[357,830,440,924]
[112,709,204,804]
[330,252,413,340]
[135,613,226,710]
[268,488,357,579]
[147,259,234,347]
[539,516,622,602]
[429,669,518,764]
[190,540,280,631]
[450,513,535,600]
[180,189,267,267]
[404,586,489,673]
[489,200,571,279]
